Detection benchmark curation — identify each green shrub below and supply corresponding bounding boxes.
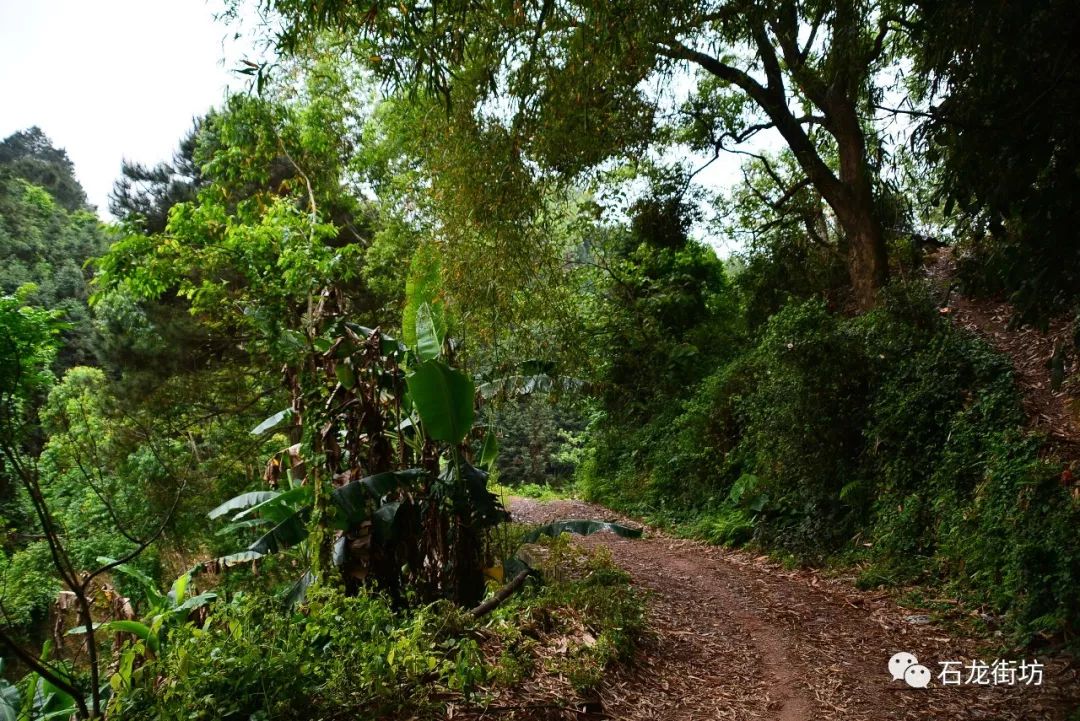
[110,538,648,719]
[490,538,646,695]
[109,589,480,720]
[581,280,1080,651]
[737,299,873,552]
[0,542,60,632]
[937,434,1079,644]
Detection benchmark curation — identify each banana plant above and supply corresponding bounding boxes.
[1,643,79,721]
[68,561,216,657]
[203,464,425,604]
[207,299,508,606]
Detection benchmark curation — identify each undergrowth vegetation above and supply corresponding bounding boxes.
[581,279,1079,651]
[106,537,643,720]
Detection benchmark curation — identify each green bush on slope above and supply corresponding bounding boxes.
[581,283,1079,649]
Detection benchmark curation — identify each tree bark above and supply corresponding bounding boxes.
[829,100,889,310]
[837,202,888,310]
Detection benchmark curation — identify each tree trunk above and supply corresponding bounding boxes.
[662,31,890,309]
[840,206,888,311]
[830,102,889,311]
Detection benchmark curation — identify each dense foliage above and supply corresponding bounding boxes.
[581,278,1078,647]
[3,1,1080,717]
[0,130,109,369]
[912,0,1080,322]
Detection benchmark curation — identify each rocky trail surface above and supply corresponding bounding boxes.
[505,497,1079,721]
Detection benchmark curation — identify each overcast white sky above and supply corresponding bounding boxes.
[0,0,253,217]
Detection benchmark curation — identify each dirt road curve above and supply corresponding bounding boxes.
[508,498,1079,721]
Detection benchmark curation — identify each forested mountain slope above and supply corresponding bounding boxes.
[0,129,109,369]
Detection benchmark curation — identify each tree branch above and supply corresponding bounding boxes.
[469,568,530,619]
[658,37,849,210]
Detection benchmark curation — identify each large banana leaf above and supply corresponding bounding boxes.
[247,509,309,554]
[30,674,77,721]
[231,485,311,523]
[197,550,265,575]
[0,675,18,721]
[479,430,499,470]
[406,360,474,444]
[172,592,217,615]
[207,491,281,520]
[373,501,403,543]
[414,302,443,361]
[215,518,271,536]
[455,461,508,527]
[168,572,190,605]
[330,469,425,527]
[285,569,316,607]
[521,519,643,544]
[68,620,156,651]
[250,409,291,435]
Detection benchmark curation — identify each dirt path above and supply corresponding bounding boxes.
[509,497,1079,721]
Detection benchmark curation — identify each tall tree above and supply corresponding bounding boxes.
[0,129,110,369]
[109,117,207,235]
[258,0,908,309]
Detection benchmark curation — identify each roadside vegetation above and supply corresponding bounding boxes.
[2,1,1079,717]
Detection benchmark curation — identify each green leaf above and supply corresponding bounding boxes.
[284,569,316,607]
[65,622,105,635]
[330,469,424,528]
[169,572,191,606]
[207,491,281,520]
[373,501,402,542]
[34,674,77,719]
[215,517,272,536]
[402,242,442,350]
[406,360,475,444]
[247,509,309,554]
[0,678,19,721]
[521,519,643,544]
[173,592,217,615]
[479,429,499,470]
[281,329,307,351]
[251,409,291,435]
[335,362,356,389]
[415,302,442,361]
[232,485,311,524]
[442,461,507,526]
[75,618,154,655]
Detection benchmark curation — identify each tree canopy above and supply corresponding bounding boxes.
[258,0,919,309]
